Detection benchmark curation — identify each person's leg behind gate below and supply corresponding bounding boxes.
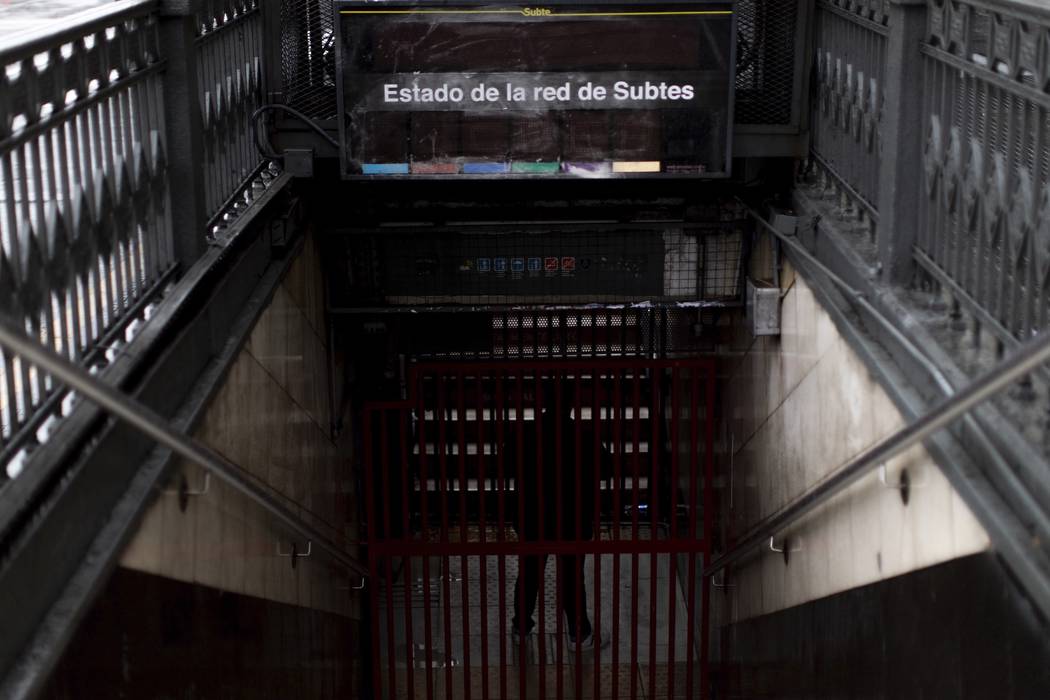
[513,551,548,637]
[558,551,592,642]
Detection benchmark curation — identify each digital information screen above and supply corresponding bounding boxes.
[335,1,736,179]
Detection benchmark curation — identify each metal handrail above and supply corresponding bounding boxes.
[705,323,1050,576]
[0,0,156,58]
[0,315,369,578]
[752,201,1050,537]
[705,208,1050,577]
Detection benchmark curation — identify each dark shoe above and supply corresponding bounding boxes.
[568,630,609,652]
[511,623,532,647]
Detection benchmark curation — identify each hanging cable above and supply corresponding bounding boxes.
[251,104,340,161]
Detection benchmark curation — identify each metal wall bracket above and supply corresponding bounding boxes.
[337,576,367,591]
[277,540,313,569]
[769,535,803,564]
[162,472,211,512]
[712,573,736,589]
[878,463,925,506]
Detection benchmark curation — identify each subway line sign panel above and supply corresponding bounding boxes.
[336,1,736,179]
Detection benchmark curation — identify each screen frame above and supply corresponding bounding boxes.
[334,0,738,181]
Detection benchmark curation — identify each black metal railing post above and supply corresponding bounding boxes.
[876,0,928,283]
[158,0,209,268]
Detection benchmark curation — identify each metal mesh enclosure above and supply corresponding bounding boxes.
[280,0,337,119]
[734,0,800,125]
[332,227,744,308]
[280,0,802,127]
[407,309,657,359]
[342,306,718,366]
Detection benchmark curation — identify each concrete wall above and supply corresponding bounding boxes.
[120,230,359,620]
[713,265,989,625]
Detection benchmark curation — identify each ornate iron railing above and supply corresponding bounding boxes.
[0,0,174,474]
[919,0,1050,343]
[195,0,265,221]
[810,0,889,232]
[0,0,278,484]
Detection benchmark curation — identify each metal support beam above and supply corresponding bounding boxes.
[876,0,928,282]
[158,0,209,267]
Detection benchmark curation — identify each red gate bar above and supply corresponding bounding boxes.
[648,371,661,700]
[419,398,436,700]
[611,374,622,700]
[535,379,547,700]
[686,370,700,700]
[553,373,565,700]
[456,374,472,700]
[495,373,509,700]
[476,374,490,700]
[630,372,642,700]
[515,373,526,700]
[398,406,416,700]
[368,541,709,557]
[667,368,680,700]
[703,367,716,694]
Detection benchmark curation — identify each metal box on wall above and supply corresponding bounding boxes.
[747,277,780,336]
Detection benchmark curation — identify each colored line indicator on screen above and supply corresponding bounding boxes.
[411,162,459,174]
[612,161,662,173]
[511,162,561,174]
[463,163,510,174]
[362,163,409,175]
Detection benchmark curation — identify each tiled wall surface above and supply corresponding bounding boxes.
[716,268,989,622]
[120,232,359,619]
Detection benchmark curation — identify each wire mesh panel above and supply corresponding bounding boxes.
[488,310,651,360]
[334,226,745,308]
[733,0,802,126]
[0,1,175,480]
[280,0,337,120]
[363,357,716,699]
[810,0,888,217]
[342,306,719,392]
[918,0,1050,343]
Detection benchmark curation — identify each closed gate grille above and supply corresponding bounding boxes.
[363,358,715,699]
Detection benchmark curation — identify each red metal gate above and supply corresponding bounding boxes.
[363,358,715,699]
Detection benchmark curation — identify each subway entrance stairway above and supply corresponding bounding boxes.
[1,1,1050,698]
